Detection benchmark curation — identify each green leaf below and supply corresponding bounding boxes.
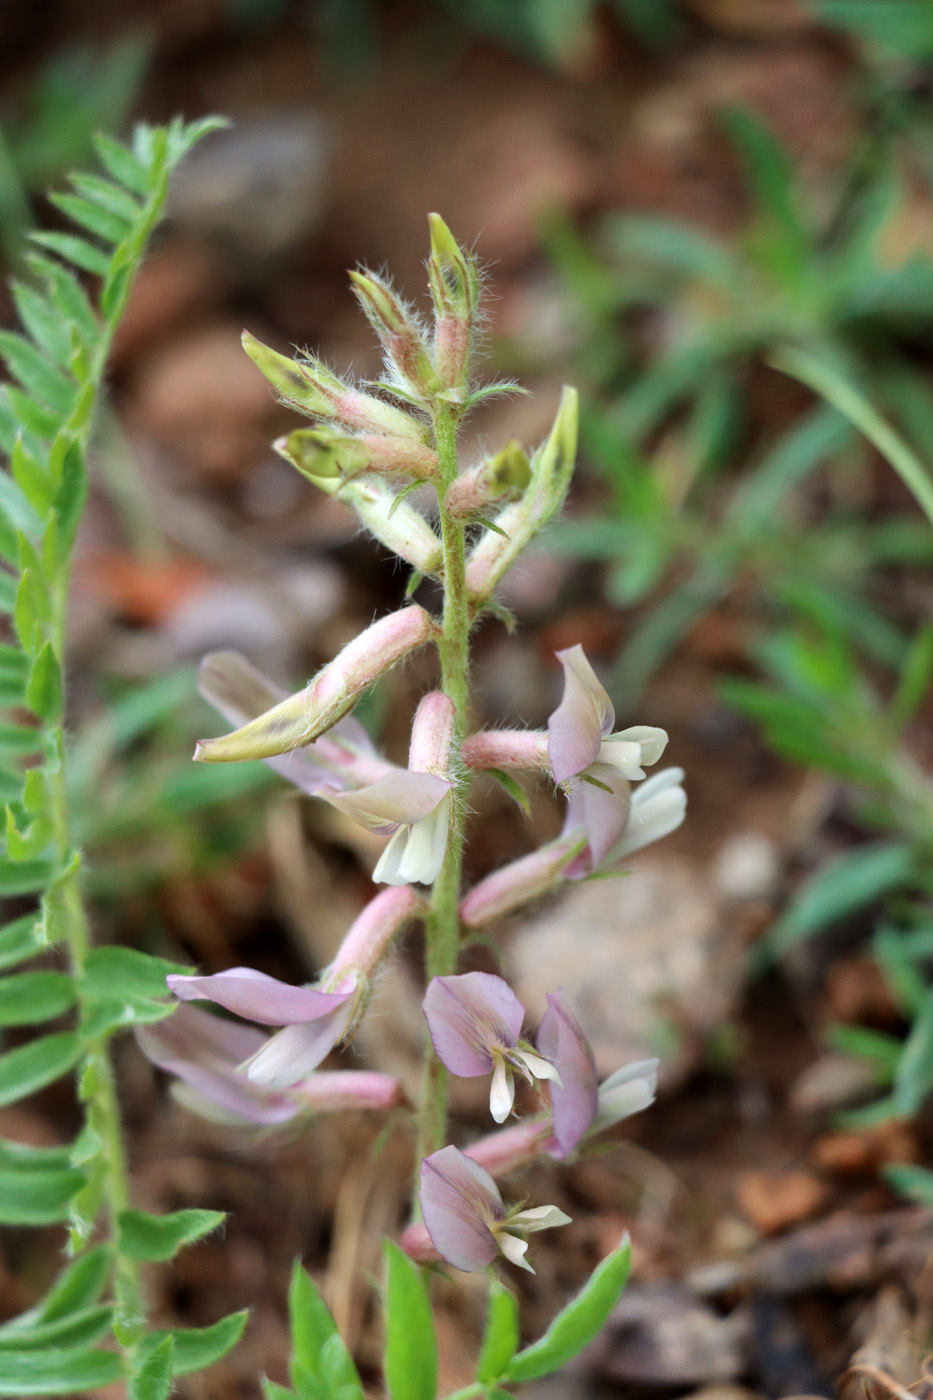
[25,254,99,347]
[288,1261,340,1380]
[7,1243,112,1326]
[893,990,933,1117]
[0,914,44,969]
[10,280,72,368]
[69,172,142,224]
[82,945,190,1003]
[0,1305,112,1352]
[143,1311,248,1377]
[0,721,45,756]
[50,191,131,245]
[754,843,915,973]
[0,1031,81,1106]
[30,230,110,277]
[0,1164,88,1224]
[118,1206,226,1262]
[892,623,933,728]
[263,1384,296,1400]
[6,385,59,441]
[130,1335,174,1400]
[486,768,531,818]
[504,1236,632,1384]
[11,437,54,516]
[0,1348,124,1393]
[317,1331,365,1399]
[883,1163,933,1206]
[477,1281,520,1384]
[0,971,75,1026]
[26,641,62,724]
[93,132,149,195]
[0,857,56,896]
[384,1240,437,1400]
[0,330,75,416]
[51,438,87,556]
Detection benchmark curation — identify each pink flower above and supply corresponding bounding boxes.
[423,972,559,1123]
[547,645,668,787]
[419,1145,570,1273]
[136,1004,402,1125]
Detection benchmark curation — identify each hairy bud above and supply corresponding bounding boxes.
[446,441,532,522]
[427,213,479,396]
[275,427,439,487]
[350,269,437,399]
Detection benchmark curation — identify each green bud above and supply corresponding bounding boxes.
[427,214,478,321]
[488,440,532,494]
[445,440,532,522]
[349,270,436,398]
[242,330,343,418]
[275,429,368,489]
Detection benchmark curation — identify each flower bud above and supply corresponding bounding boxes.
[349,269,437,399]
[445,441,532,522]
[466,387,578,608]
[194,605,440,763]
[427,213,479,394]
[408,691,456,776]
[275,427,439,487]
[326,886,426,986]
[459,830,586,929]
[242,329,424,441]
[340,476,444,576]
[461,729,549,772]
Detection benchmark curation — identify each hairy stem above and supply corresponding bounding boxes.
[415,404,471,1185]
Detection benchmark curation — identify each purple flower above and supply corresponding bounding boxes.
[420,1144,570,1273]
[166,967,360,1088]
[423,972,559,1123]
[548,645,668,786]
[136,1004,402,1125]
[536,991,598,1158]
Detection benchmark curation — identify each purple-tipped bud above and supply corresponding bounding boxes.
[418,1145,570,1273]
[194,606,440,763]
[423,972,559,1123]
[458,831,587,929]
[445,442,532,523]
[461,729,549,773]
[274,427,439,487]
[466,387,578,607]
[242,328,423,441]
[349,269,437,399]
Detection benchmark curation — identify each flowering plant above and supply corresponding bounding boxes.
[144,217,686,1395]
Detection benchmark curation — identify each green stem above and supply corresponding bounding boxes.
[49,567,145,1338]
[414,405,471,1185]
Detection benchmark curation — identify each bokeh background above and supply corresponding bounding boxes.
[3,3,933,1396]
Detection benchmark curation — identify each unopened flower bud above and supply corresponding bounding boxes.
[339,476,444,576]
[459,830,586,929]
[466,387,578,608]
[194,606,440,763]
[275,427,439,488]
[243,329,424,441]
[445,441,532,522]
[461,729,549,773]
[350,269,437,399]
[427,213,479,394]
[326,886,425,986]
[408,691,456,776]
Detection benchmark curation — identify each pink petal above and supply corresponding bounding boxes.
[167,967,354,1027]
[548,646,615,784]
[559,766,630,877]
[319,770,452,835]
[423,972,525,1077]
[420,1146,502,1272]
[537,991,598,1157]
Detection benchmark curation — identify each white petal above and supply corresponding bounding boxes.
[397,793,451,886]
[512,1049,561,1087]
[489,1058,515,1123]
[610,771,686,861]
[611,726,668,766]
[498,1231,534,1272]
[509,1204,572,1233]
[597,739,646,780]
[372,826,411,886]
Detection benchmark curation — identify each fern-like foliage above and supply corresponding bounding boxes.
[0,115,248,1398]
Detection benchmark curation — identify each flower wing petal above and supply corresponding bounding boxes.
[420,1146,502,1272]
[244,1006,355,1085]
[167,968,354,1027]
[322,771,451,834]
[423,972,525,1077]
[548,646,614,783]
